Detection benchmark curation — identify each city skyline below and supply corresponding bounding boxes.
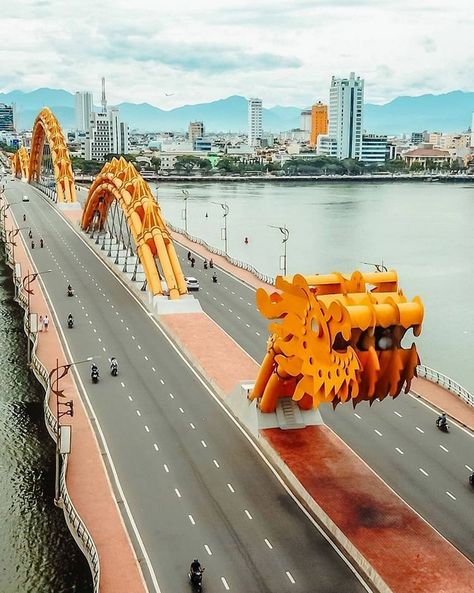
[1,0,473,109]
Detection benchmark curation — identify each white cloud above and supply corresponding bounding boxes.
[1,0,473,107]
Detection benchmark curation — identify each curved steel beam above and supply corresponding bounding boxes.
[28,107,77,203]
[10,146,29,180]
[81,157,188,299]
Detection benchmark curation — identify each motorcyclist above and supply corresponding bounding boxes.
[212,273,217,283]
[190,559,202,575]
[67,313,74,325]
[469,473,474,487]
[67,284,73,295]
[209,258,214,268]
[203,259,208,269]
[436,413,447,428]
[110,357,118,372]
[91,363,99,376]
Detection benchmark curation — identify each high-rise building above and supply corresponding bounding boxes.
[361,134,388,163]
[75,92,93,132]
[84,108,129,161]
[188,121,204,143]
[300,110,311,133]
[470,112,474,149]
[327,72,364,159]
[0,103,15,132]
[309,102,328,147]
[248,98,263,147]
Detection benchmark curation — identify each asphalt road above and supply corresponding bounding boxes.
[4,178,370,593]
[177,240,474,562]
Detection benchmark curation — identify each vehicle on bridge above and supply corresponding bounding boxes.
[185,277,200,291]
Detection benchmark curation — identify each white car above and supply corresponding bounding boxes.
[185,277,200,291]
[22,195,29,202]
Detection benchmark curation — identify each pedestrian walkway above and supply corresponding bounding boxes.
[5,209,146,593]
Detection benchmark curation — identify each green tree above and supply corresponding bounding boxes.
[216,157,238,173]
[174,155,201,173]
[198,158,212,171]
[410,161,424,172]
[151,156,161,172]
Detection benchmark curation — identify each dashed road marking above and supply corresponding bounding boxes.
[394,411,403,418]
[201,440,207,448]
[440,444,449,453]
[136,410,141,417]
[163,464,169,473]
[264,538,273,549]
[446,491,456,501]
[221,577,230,590]
[175,488,181,499]
[395,447,404,455]
[244,509,253,520]
[169,393,174,399]
[374,429,383,437]
[204,544,212,556]
[416,426,424,434]
[354,413,361,419]
[286,571,295,584]
[466,464,473,472]
[190,423,196,429]
[154,443,159,451]
[188,515,195,525]
[213,459,220,468]
[419,468,429,476]
[227,483,235,493]
[145,425,150,433]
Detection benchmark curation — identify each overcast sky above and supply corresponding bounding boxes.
[1,0,473,108]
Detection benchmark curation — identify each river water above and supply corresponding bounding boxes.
[156,181,474,393]
[0,258,91,592]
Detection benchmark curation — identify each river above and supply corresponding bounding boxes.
[156,181,474,393]
[0,258,91,592]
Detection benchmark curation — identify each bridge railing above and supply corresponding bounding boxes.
[15,282,101,593]
[166,221,275,285]
[417,364,474,408]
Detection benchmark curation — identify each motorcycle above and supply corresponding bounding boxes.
[189,568,204,592]
[469,473,474,488]
[212,274,218,284]
[91,368,99,384]
[67,317,74,329]
[110,363,118,377]
[436,417,449,433]
[67,288,74,297]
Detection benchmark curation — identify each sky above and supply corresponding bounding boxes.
[1,0,473,108]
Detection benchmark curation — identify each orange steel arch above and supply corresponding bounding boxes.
[11,146,29,180]
[28,107,77,203]
[81,157,187,299]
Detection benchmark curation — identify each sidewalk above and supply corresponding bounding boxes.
[5,209,146,593]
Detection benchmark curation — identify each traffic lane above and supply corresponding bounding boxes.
[328,395,474,560]
[14,187,368,590]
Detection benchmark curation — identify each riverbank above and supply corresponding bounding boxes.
[76,173,474,184]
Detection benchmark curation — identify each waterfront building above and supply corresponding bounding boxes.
[188,121,204,143]
[327,72,364,159]
[248,98,263,147]
[309,102,328,148]
[315,134,337,157]
[411,131,426,145]
[403,144,451,168]
[84,108,129,161]
[300,110,311,133]
[0,103,16,132]
[361,134,388,163]
[75,91,93,132]
[193,138,212,151]
[471,113,474,148]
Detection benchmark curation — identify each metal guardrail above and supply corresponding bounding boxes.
[417,364,474,408]
[167,221,275,285]
[15,282,101,592]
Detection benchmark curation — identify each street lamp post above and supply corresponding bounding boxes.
[269,225,290,277]
[48,357,92,504]
[181,189,189,234]
[212,202,230,255]
[7,226,30,264]
[22,270,52,366]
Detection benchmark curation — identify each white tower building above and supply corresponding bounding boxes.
[470,112,474,149]
[328,72,364,159]
[75,91,93,132]
[248,98,263,147]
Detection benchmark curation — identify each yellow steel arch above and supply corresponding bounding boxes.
[28,107,77,203]
[81,157,188,299]
[11,146,29,180]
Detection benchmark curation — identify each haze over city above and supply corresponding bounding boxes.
[1,0,473,107]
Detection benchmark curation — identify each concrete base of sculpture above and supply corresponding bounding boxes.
[150,293,203,315]
[227,382,323,437]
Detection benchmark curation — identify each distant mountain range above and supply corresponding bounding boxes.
[1,88,473,135]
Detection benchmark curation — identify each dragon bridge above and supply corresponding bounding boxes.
[10,146,29,180]
[81,157,187,299]
[251,270,424,412]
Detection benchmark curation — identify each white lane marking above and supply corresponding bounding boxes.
[286,571,296,584]
[239,296,243,300]
[354,412,361,419]
[179,407,184,414]
[126,326,129,331]
[264,538,273,549]
[213,459,220,468]
[247,302,252,306]
[395,447,404,455]
[237,316,240,320]
[466,464,474,472]
[152,367,156,372]
[446,491,456,501]
[201,440,207,448]
[190,423,196,429]
[154,443,159,451]
[221,577,230,590]
[374,429,383,436]
[169,393,174,399]
[137,344,142,350]
[394,411,403,418]
[227,483,235,493]
[204,544,212,556]
[244,509,253,520]
[160,379,165,385]
[145,425,150,433]
[98,338,102,342]
[416,426,424,434]
[163,464,169,473]
[102,346,106,352]
[174,488,181,498]
[144,355,149,361]
[220,302,224,307]
[440,444,449,453]
[93,328,97,333]
[231,291,235,295]
[228,309,233,313]
[120,381,125,388]
[246,323,250,328]
[136,410,141,417]
[255,331,260,336]
[132,335,136,340]
[128,395,133,402]
[419,468,429,477]
[188,514,195,525]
